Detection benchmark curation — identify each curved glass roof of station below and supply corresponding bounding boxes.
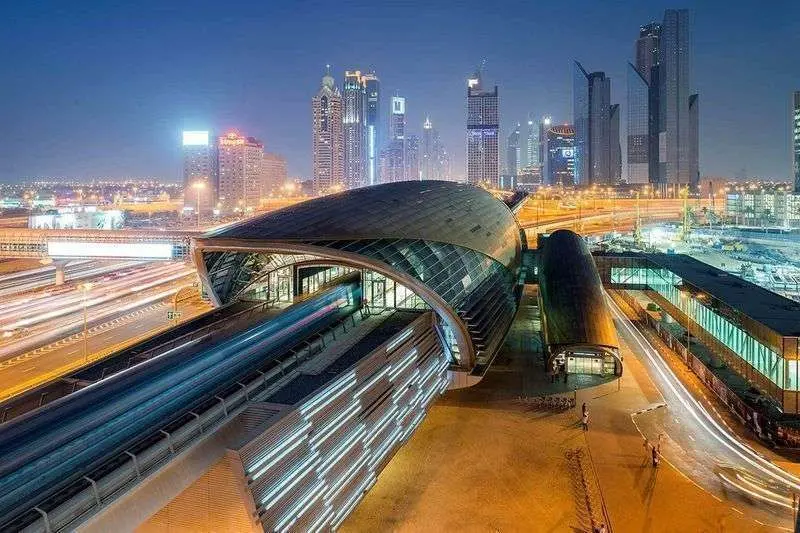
[194,181,524,373]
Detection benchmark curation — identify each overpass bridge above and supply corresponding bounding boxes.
[0,228,198,261]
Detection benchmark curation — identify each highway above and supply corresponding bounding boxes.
[609,294,798,530]
[0,280,360,529]
[0,260,143,297]
[0,262,197,360]
[0,262,208,403]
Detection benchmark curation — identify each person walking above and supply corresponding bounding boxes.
[651,444,659,468]
[582,410,589,431]
[582,402,587,416]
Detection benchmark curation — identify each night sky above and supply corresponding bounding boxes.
[1,0,798,183]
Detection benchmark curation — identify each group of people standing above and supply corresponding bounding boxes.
[550,359,569,384]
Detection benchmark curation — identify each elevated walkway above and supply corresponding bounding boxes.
[0,228,198,260]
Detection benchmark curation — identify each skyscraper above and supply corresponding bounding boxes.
[381,96,407,183]
[546,125,576,186]
[522,116,539,169]
[466,70,499,187]
[628,13,699,189]
[182,131,216,212]
[635,23,661,84]
[574,62,618,186]
[363,72,380,186]
[343,71,367,189]
[626,63,650,184]
[539,116,552,184]
[312,67,344,194]
[793,92,800,192]
[610,104,622,182]
[405,134,420,181]
[658,8,696,187]
[217,131,264,212]
[501,124,521,189]
[421,117,450,181]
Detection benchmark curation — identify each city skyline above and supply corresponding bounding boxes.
[1,1,798,183]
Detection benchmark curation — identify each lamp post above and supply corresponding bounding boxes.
[192,181,206,230]
[79,283,94,362]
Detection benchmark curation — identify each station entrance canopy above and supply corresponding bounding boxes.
[193,181,524,375]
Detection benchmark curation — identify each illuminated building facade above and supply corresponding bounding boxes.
[546,125,575,186]
[343,71,367,189]
[312,67,345,194]
[182,131,217,212]
[466,71,499,187]
[504,124,521,189]
[405,134,420,181]
[363,72,381,186]
[217,131,264,212]
[538,115,552,183]
[421,117,449,181]
[794,91,800,193]
[381,96,407,183]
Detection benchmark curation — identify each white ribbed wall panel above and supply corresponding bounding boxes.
[239,312,447,532]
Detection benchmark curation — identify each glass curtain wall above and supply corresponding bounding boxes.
[611,266,788,390]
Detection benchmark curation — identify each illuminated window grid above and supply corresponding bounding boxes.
[240,314,449,531]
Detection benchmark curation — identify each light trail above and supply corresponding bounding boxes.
[607,294,800,498]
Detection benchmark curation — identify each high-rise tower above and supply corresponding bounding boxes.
[794,91,800,192]
[635,23,661,84]
[504,124,521,189]
[421,117,449,181]
[380,96,407,183]
[182,131,216,212]
[658,8,697,188]
[466,70,499,187]
[217,131,264,212]
[363,72,381,186]
[574,62,618,186]
[626,63,650,184]
[343,71,367,189]
[312,66,344,194]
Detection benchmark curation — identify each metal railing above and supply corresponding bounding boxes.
[20,306,368,533]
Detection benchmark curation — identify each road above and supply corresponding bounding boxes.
[0,281,359,530]
[0,262,210,402]
[609,293,799,530]
[0,262,198,359]
[0,260,142,297]
[0,296,210,403]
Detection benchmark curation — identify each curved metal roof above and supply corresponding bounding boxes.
[538,229,618,351]
[204,181,521,270]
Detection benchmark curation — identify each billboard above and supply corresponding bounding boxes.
[47,241,173,259]
[182,131,210,146]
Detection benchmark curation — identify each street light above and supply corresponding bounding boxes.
[192,181,206,230]
[79,282,94,362]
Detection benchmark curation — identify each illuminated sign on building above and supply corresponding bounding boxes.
[182,131,210,146]
[392,97,405,115]
[47,241,173,259]
[219,132,247,146]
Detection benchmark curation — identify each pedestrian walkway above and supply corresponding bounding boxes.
[343,286,770,532]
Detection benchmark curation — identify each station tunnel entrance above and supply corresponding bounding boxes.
[536,229,622,377]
